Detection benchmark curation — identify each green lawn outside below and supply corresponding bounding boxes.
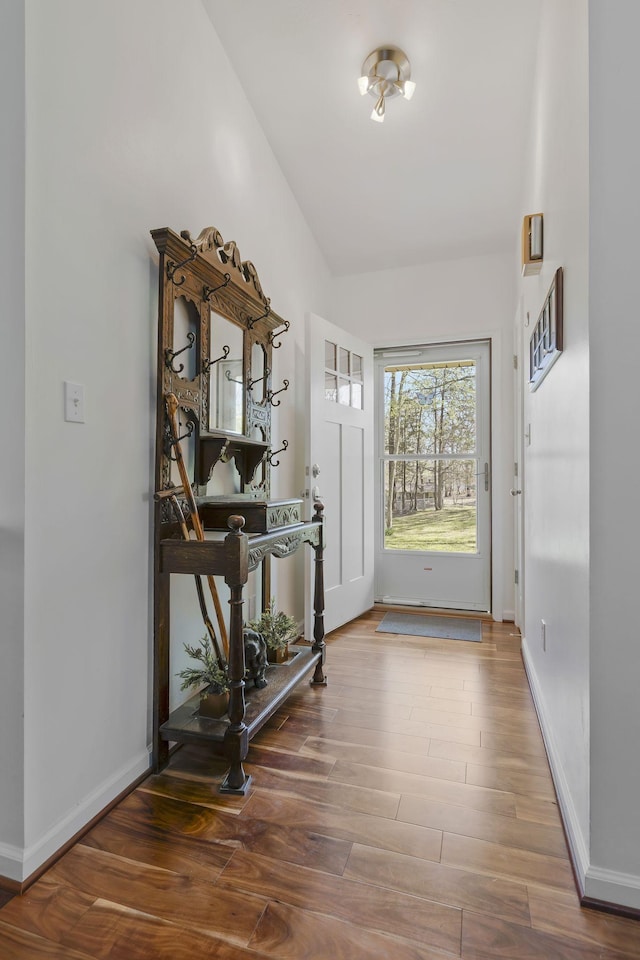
[385,504,477,553]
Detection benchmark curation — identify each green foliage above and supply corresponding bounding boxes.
[178,635,229,695]
[384,361,477,526]
[248,598,298,651]
[384,363,476,457]
[385,504,477,553]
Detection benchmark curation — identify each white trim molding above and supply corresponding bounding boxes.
[521,638,640,912]
[521,638,590,886]
[0,841,24,885]
[584,866,640,912]
[1,748,150,883]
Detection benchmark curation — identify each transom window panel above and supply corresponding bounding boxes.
[325,340,364,409]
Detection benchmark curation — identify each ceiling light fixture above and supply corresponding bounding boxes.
[358,46,415,123]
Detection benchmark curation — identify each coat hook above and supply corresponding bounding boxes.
[172,418,195,447]
[165,331,196,374]
[166,244,198,286]
[202,344,230,375]
[267,378,289,406]
[247,301,271,329]
[164,416,195,461]
[203,273,231,302]
[225,368,245,386]
[268,320,290,349]
[267,439,288,467]
[248,367,271,391]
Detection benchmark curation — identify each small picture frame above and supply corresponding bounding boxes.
[522,213,544,276]
[529,267,563,391]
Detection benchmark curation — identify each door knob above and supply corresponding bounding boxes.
[510,488,522,496]
[311,463,321,478]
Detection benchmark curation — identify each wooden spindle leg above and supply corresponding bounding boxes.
[310,501,327,686]
[221,516,251,794]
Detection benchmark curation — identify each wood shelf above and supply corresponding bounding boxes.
[159,519,321,576]
[197,432,269,486]
[160,646,321,747]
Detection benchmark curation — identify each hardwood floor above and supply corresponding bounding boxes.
[0,890,14,911]
[2,610,640,958]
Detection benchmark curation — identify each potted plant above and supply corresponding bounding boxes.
[178,635,230,718]
[248,599,299,663]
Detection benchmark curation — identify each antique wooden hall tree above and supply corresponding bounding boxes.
[151,224,326,794]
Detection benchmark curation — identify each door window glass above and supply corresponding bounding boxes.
[325,341,364,408]
[383,459,477,553]
[384,360,476,456]
[382,357,480,554]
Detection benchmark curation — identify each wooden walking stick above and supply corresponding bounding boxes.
[172,492,227,670]
[154,486,226,670]
[165,393,229,659]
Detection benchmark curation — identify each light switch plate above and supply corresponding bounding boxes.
[64,381,85,423]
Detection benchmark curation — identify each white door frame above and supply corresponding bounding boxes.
[373,339,491,613]
[371,331,508,621]
[513,302,526,630]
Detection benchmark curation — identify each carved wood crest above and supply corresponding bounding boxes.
[180,227,267,304]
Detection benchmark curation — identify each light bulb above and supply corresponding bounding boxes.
[357,75,370,96]
[402,79,416,101]
[371,93,385,122]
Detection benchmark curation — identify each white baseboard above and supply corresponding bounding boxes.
[584,865,640,910]
[521,638,590,885]
[0,842,25,884]
[378,596,489,612]
[0,748,151,883]
[523,638,640,912]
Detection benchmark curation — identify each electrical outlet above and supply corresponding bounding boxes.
[541,619,546,651]
[64,381,85,423]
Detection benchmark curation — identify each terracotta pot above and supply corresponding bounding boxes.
[267,645,289,664]
[198,689,229,718]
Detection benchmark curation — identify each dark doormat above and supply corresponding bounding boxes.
[376,612,483,642]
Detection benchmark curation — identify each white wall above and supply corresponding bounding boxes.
[517,0,591,894]
[0,0,26,876]
[332,252,516,620]
[12,0,640,911]
[587,0,640,907]
[6,0,330,882]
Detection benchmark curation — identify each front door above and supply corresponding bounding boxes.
[375,340,491,612]
[306,313,374,635]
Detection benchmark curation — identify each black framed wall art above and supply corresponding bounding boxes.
[529,267,563,391]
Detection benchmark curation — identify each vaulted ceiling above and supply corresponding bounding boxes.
[202,0,541,275]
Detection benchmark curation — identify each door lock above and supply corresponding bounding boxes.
[510,488,522,496]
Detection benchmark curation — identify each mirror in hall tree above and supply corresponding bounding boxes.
[248,339,271,444]
[208,310,245,434]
